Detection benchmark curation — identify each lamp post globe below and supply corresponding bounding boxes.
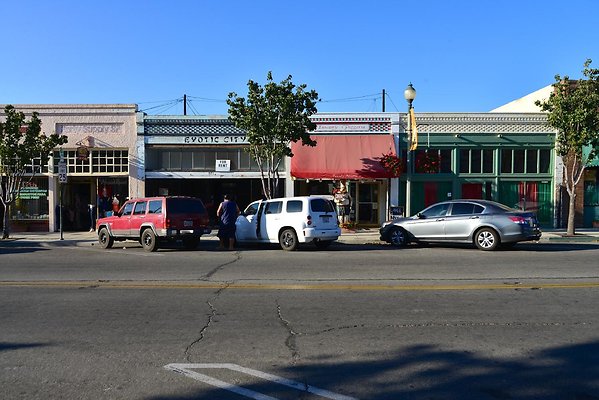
[404,83,416,107]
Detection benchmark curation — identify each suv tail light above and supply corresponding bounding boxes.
[509,216,527,224]
[306,215,312,226]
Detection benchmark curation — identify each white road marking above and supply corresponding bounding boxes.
[165,363,358,400]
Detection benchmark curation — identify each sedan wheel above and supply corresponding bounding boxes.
[475,228,499,251]
[389,227,407,247]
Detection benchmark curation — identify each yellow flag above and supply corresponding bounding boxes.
[409,108,418,151]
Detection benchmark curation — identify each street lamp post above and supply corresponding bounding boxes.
[404,83,416,216]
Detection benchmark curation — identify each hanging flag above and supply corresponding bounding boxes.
[409,108,418,151]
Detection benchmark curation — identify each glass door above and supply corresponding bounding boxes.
[357,182,379,225]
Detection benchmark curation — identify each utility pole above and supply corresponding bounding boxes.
[382,89,386,112]
[183,94,187,115]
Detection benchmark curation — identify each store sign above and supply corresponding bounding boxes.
[146,136,249,145]
[215,159,231,172]
[17,185,48,200]
[184,136,248,144]
[77,146,89,161]
[315,124,370,133]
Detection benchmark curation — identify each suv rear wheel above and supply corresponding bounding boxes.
[98,227,114,249]
[141,228,159,252]
[279,228,298,251]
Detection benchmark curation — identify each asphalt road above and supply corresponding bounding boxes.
[1,240,599,399]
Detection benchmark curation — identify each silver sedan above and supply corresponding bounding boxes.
[379,200,542,251]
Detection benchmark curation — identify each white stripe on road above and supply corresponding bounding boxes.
[165,363,358,400]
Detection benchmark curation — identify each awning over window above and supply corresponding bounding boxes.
[290,135,396,180]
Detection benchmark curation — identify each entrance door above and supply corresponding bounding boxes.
[357,182,379,225]
[462,183,483,199]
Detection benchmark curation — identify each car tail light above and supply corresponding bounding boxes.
[509,216,527,224]
[166,218,171,228]
[306,215,312,226]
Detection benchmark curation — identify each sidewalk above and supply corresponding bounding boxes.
[2,227,599,247]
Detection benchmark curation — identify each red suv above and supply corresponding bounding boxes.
[96,196,211,251]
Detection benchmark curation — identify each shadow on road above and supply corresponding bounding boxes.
[0,341,51,352]
[148,340,599,400]
[0,241,50,254]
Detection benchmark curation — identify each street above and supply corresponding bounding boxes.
[1,239,599,399]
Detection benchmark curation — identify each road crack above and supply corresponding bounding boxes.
[276,300,301,365]
[184,282,232,362]
[201,252,242,280]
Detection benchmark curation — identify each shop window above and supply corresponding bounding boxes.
[414,149,451,174]
[54,149,128,174]
[539,149,551,173]
[181,151,193,170]
[500,149,552,174]
[460,149,493,174]
[11,177,49,220]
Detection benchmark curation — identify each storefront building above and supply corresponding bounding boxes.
[288,112,557,228]
[2,104,141,232]
[140,115,274,224]
[289,114,398,227]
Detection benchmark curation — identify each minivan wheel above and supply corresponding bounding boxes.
[279,228,298,251]
[141,229,158,252]
[475,228,499,251]
[389,227,408,247]
[98,227,114,249]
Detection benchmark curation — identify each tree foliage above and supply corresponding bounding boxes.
[0,105,67,238]
[227,72,319,199]
[535,59,599,235]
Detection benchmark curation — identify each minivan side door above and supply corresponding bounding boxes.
[236,201,260,242]
[260,200,284,242]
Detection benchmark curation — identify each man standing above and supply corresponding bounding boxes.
[217,194,240,250]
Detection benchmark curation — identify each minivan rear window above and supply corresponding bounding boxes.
[166,198,206,214]
[310,198,335,213]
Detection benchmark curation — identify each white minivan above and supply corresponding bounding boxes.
[235,196,341,250]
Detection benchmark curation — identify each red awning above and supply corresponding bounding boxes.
[290,135,396,180]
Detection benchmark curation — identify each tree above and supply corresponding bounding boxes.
[535,60,599,235]
[0,105,67,239]
[227,72,319,199]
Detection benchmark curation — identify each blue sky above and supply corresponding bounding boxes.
[1,0,597,115]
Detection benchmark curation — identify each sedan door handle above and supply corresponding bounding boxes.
[435,218,445,221]
[469,216,480,219]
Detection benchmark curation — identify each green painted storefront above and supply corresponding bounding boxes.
[397,113,556,227]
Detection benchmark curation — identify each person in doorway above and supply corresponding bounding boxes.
[88,203,96,232]
[333,181,351,224]
[216,194,240,250]
[112,195,120,213]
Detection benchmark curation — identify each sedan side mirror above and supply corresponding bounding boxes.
[417,212,425,219]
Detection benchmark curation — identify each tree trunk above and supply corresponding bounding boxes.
[2,203,10,239]
[567,191,576,236]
